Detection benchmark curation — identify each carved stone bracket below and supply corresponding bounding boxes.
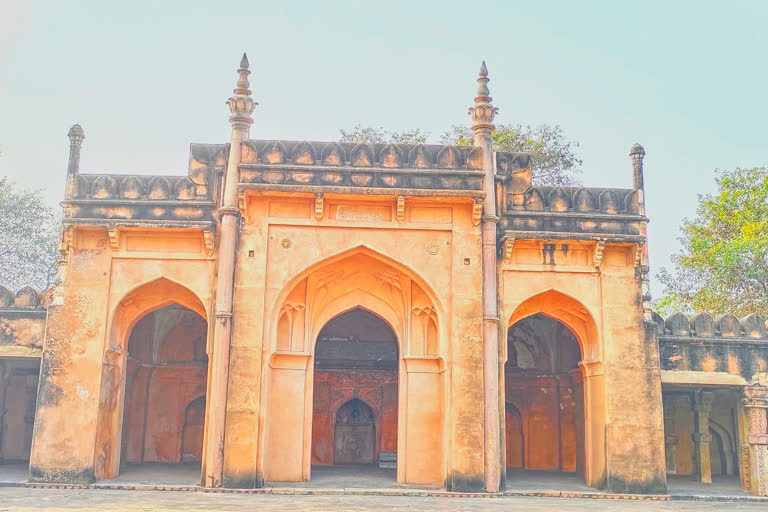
[472,201,483,226]
[238,193,247,221]
[203,230,215,256]
[315,194,324,221]
[107,228,119,251]
[593,239,606,268]
[503,235,515,264]
[396,196,405,223]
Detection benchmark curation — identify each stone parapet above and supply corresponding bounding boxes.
[655,312,768,382]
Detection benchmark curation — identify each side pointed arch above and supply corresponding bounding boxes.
[94,276,209,481]
[507,289,600,362]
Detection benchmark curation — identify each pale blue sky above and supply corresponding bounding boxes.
[1,1,766,294]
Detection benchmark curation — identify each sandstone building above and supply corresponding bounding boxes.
[1,55,767,495]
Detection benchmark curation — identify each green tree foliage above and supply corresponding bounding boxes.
[656,167,768,317]
[338,125,429,145]
[338,124,582,186]
[0,178,60,291]
[440,124,581,186]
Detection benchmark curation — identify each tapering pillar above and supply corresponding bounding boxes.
[469,61,501,493]
[692,390,714,483]
[663,396,685,475]
[65,124,84,201]
[742,379,768,495]
[205,53,256,487]
[629,143,653,321]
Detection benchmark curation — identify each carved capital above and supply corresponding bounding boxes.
[692,432,712,444]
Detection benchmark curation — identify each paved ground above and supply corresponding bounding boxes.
[0,487,766,512]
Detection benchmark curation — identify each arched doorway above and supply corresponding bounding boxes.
[93,278,209,483]
[182,396,206,463]
[261,247,444,486]
[334,398,376,464]
[505,313,585,478]
[505,404,524,469]
[118,304,208,476]
[311,309,398,473]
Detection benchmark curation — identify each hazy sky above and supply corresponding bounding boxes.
[1,1,766,295]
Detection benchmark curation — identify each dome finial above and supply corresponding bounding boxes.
[68,124,85,146]
[227,53,257,127]
[468,61,497,133]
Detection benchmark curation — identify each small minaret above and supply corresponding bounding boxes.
[630,142,646,192]
[206,53,257,488]
[630,143,653,321]
[65,124,85,202]
[469,61,502,493]
[469,62,499,210]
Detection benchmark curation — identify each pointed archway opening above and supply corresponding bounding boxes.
[505,313,589,490]
[310,308,399,485]
[108,302,208,486]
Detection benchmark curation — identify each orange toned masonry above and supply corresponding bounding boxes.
[7,56,766,496]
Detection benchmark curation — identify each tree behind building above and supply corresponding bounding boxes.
[0,178,59,291]
[657,167,768,317]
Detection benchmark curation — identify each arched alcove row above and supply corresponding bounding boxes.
[261,247,445,487]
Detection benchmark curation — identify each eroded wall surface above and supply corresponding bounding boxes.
[29,228,215,483]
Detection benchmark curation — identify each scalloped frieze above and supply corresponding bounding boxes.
[380,144,404,168]
[409,145,432,168]
[350,144,374,167]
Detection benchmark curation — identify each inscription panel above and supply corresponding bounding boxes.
[333,205,392,222]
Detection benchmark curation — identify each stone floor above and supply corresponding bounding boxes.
[667,475,749,498]
[0,462,758,502]
[106,463,202,486]
[0,487,767,511]
[0,463,28,486]
[270,465,423,489]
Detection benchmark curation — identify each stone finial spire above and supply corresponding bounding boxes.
[469,61,498,134]
[630,142,646,190]
[68,124,85,147]
[65,124,85,200]
[227,53,257,128]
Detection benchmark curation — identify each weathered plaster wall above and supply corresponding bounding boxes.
[29,228,215,483]
[501,240,666,492]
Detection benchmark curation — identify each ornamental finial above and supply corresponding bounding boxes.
[68,124,85,146]
[227,53,257,127]
[469,61,498,133]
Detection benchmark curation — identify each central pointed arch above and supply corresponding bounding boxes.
[261,246,445,487]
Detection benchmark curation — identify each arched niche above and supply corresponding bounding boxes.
[506,290,605,488]
[261,247,445,487]
[93,277,209,481]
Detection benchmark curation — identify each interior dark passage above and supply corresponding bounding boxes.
[0,358,39,465]
[311,308,398,469]
[505,313,585,479]
[120,304,208,469]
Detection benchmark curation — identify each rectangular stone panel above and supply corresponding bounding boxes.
[409,207,453,224]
